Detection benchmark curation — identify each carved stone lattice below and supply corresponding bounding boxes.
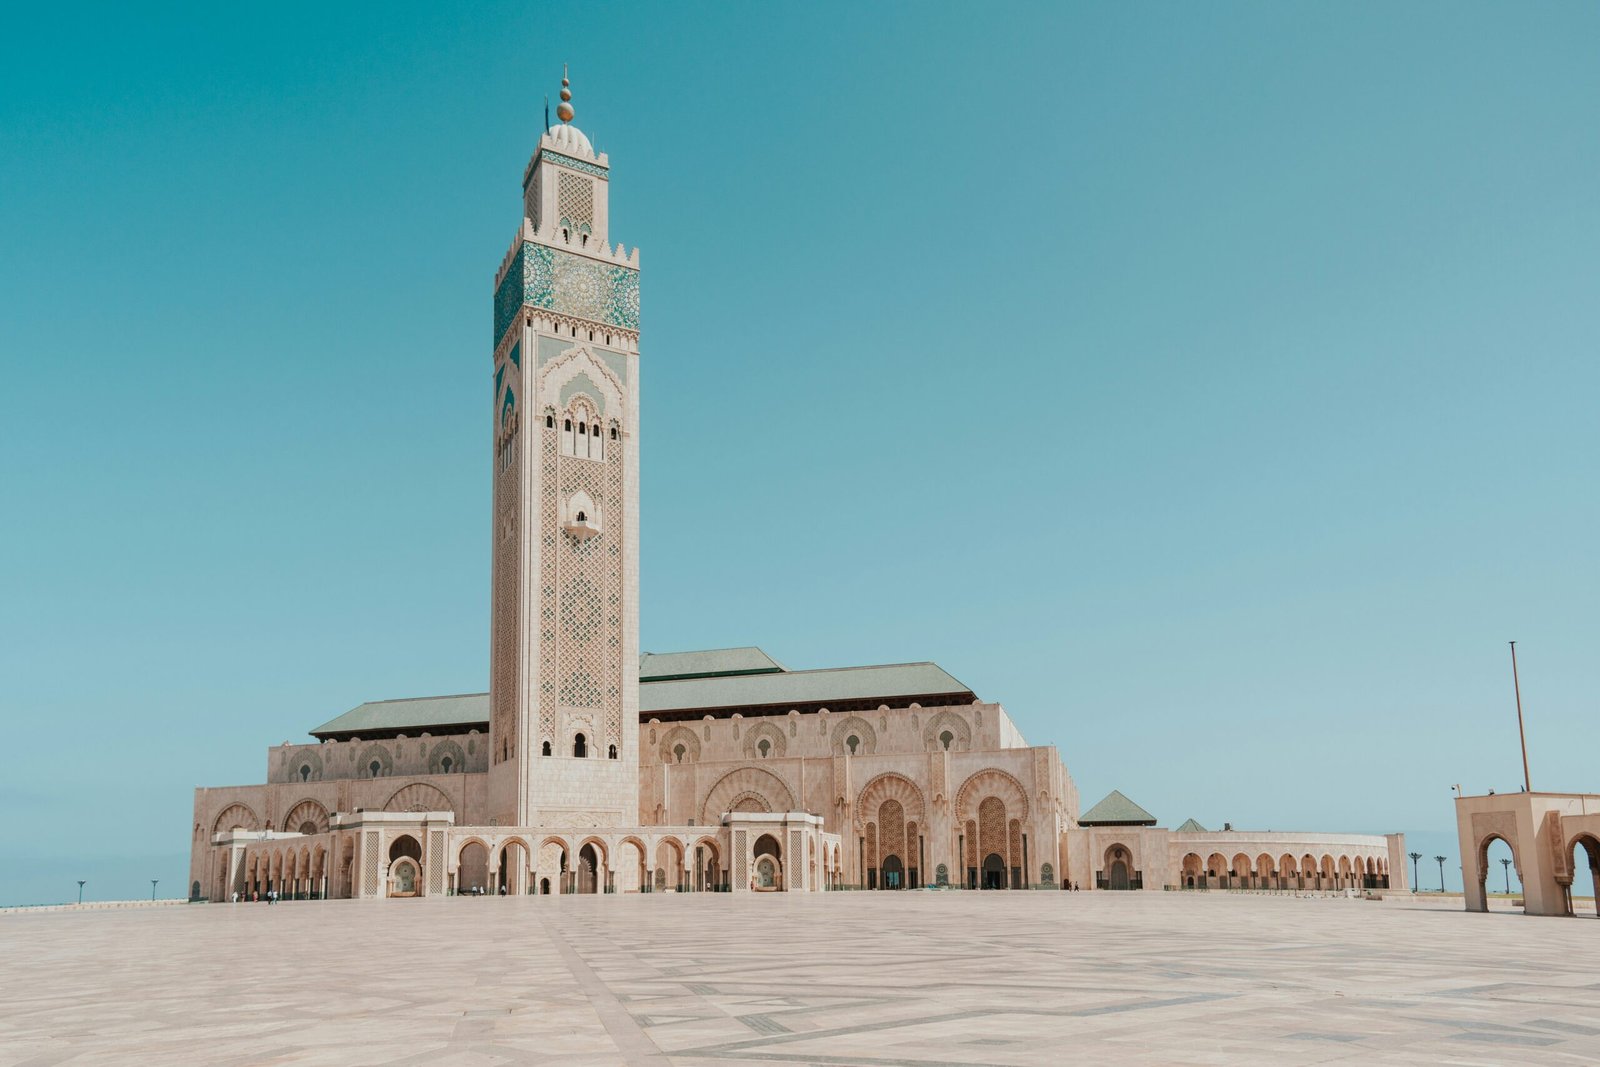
[879,799,906,866]
[491,375,521,760]
[979,797,1007,864]
[557,171,594,231]
[282,799,329,836]
[545,394,625,752]
[361,834,379,898]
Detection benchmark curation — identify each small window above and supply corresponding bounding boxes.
[940,730,954,751]
[608,744,618,759]
[846,735,859,755]
[299,765,310,782]
[673,743,686,763]
[541,740,552,756]
[609,427,618,440]
[564,419,572,431]
[591,424,599,437]
[369,760,381,778]
[441,756,453,774]
[546,414,554,428]
[575,510,587,523]
[757,739,771,758]
[573,733,587,758]
[577,421,586,435]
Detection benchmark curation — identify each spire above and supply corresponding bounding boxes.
[556,64,574,124]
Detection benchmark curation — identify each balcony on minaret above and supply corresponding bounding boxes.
[563,493,602,541]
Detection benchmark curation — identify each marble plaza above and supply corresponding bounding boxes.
[3,892,1598,1066]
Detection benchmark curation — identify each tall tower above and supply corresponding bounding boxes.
[487,72,641,829]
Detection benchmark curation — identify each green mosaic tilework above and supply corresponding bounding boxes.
[539,150,609,179]
[494,241,640,345]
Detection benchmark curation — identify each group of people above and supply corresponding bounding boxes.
[230,890,279,903]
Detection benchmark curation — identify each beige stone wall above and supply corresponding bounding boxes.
[1062,827,1399,891]
[189,772,488,900]
[641,701,1015,768]
[267,734,489,784]
[637,714,1071,890]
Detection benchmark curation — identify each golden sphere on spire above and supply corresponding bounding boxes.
[557,65,574,122]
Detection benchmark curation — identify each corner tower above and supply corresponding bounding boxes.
[488,72,641,828]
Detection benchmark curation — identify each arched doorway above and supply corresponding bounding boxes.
[982,853,1005,890]
[498,841,528,895]
[389,836,422,898]
[753,834,782,891]
[1104,845,1135,890]
[1571,835,1600,916]
[1478,835,1519,910]
[578,843,601,894]
[392,859,420,896]
[881,855,904,890]
[458,841,489,895]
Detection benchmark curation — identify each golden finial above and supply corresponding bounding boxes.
[556,64,574,123]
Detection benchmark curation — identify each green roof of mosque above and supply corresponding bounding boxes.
[1175,818,1208,832]
[1078,790,1158,827]
[310,692,490,740]
[640,661,973,719]
[639,647,787,681]
[309,652,976,739]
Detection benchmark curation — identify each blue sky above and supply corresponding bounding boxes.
[2,2,1596,904]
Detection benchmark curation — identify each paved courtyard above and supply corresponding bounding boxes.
[1,892,1597,1066]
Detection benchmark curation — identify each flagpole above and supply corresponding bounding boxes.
[1510,641,1531,792]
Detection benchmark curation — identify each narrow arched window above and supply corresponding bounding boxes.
[608,744,618,759]
[369,760,381,778]
[673,743,686,763]
[757,739,771,758]
[542,740,552,756]
[299,765,310,782]
[609,426,618,440]
[441,756,453,774]
[546,414,554,428]
[847,735,860,755]
[573,733,587,758]
[940,730,954,751]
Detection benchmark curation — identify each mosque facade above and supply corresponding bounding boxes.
[188,79,1407,903]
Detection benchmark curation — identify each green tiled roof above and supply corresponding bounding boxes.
[641,661,973,717]
[311,693,489,740]
[1175,818,1208,832]
[309,653,977,739]
[639,647,786,681]
[1078,790,1157,827]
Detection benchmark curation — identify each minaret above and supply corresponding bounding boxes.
[487,70,641,829]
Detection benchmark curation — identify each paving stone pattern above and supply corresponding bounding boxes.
[1,892,1596,1066]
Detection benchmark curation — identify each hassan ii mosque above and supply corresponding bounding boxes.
[189,75,1408,903]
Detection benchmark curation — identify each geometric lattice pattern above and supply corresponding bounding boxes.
[540,392,626,752]
[556,172,594,232]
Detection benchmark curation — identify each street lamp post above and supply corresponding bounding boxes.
[1434,855,1447,893]
[1408,851,1422,892]
[1500,858,1512,896]
[151,879,159,902]
[76,880,85,905]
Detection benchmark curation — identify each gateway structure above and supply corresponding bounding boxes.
[188,77,1405,901]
